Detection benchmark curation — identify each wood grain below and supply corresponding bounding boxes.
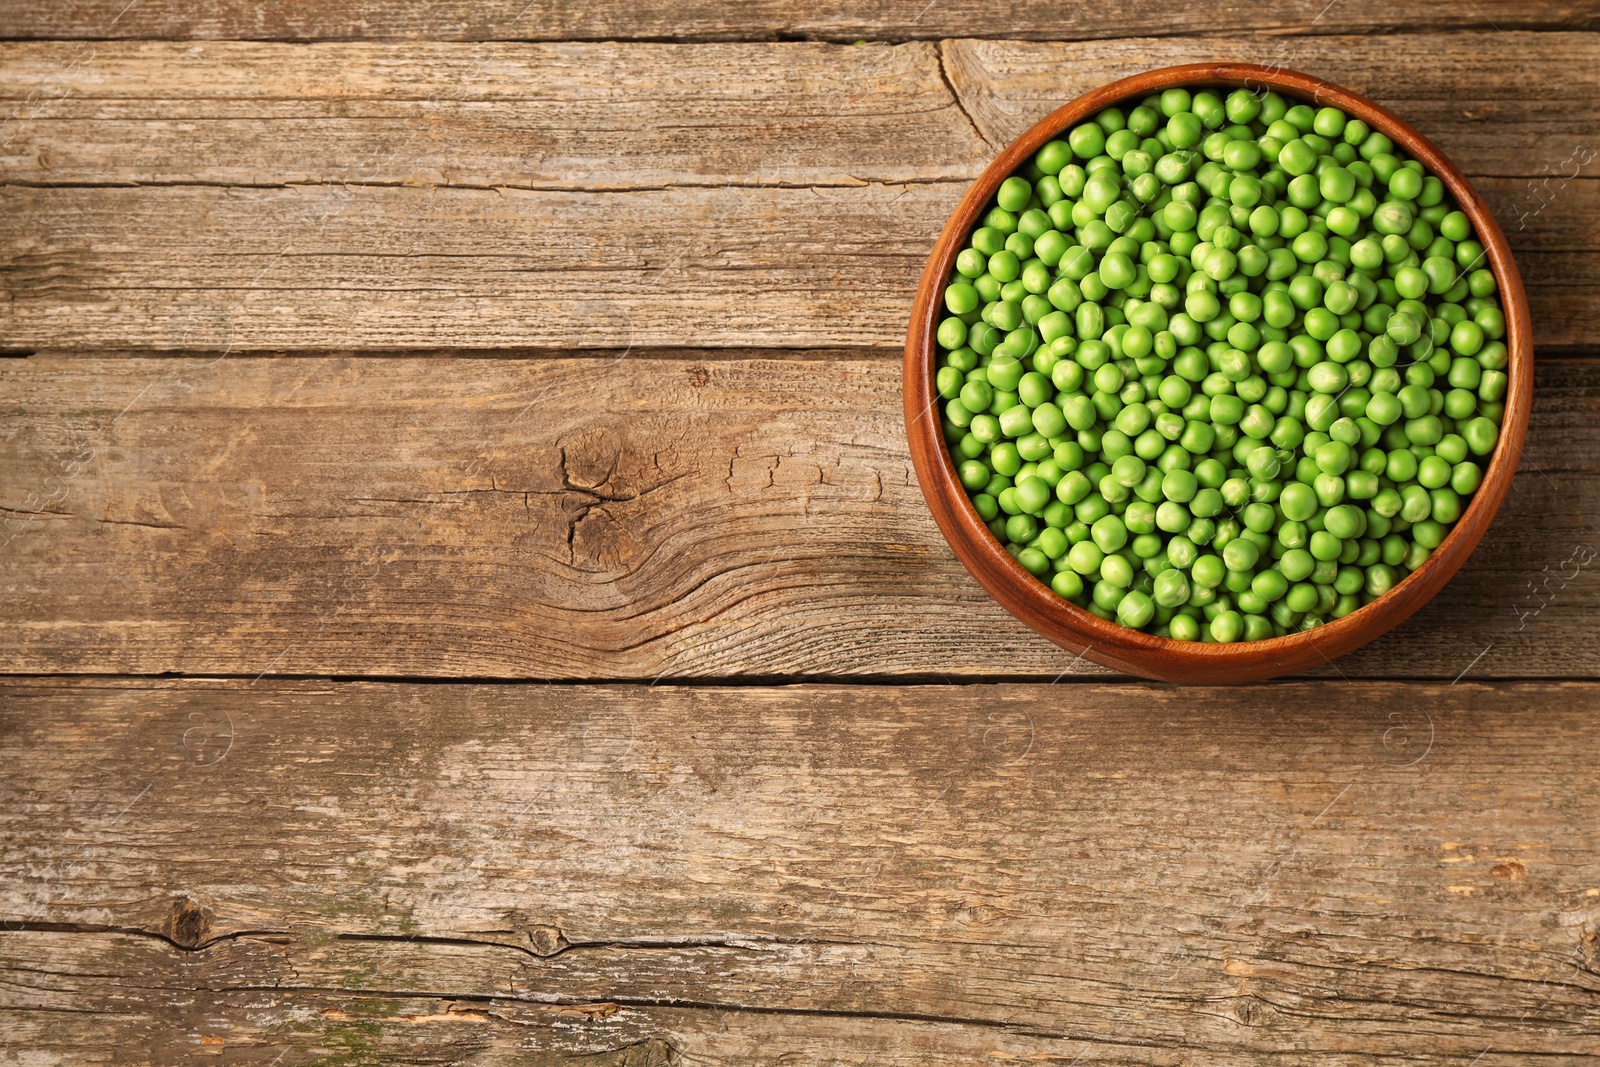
[1,35,1597,351]
[938,36,1600,163]
[2,678,1596,1063]
[3,36,1597,187]
[0,0,1593,42]
[1,178,1594,352]
[0,41,990,189]
[2,356,1597,681]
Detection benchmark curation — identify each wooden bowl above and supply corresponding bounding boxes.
[904,63,1532,683]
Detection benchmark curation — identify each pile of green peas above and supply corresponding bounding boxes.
[936,86,1506,642]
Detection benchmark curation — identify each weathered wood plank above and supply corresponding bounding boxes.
[1,35,1597,350]
[0,0,1593,42]
[4,934,1598,1066]
[2,36,1597,188]
[0,41,985,188]
[1,179,1594,351]
[1,679,1596,1064]
[939,35,1600,170]
[1,356,1597,680]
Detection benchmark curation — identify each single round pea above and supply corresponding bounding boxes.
[1039,140,1078,176]
[1462,416,1499,455]
[1279,138,1318,176]
[1222,537,1260,572]
[1423,255,1458,294]
[1308,530,1342,562]
[1014,475,1052,515]
[1005,513,1038,543]
[1292,230,1328,263]
[1210,610,1245,643]
[1088,514,1127,554]
[1190,554,1224,588]
[997,176,1033,213]
[1309,106,1344,138]
[1028,402,1065,439]
[1319,166,1356,204]
[958,459,990,491]
[1389,166,1423,201]
[940,315,973,351]
[1448,319,1484,357]
[1449,460,1482,496]
[984,250,1018,284]
[1273,481,1312,522]
[1051,569,1085,600]
[1416,454,1451,489]
[1163,111,1201,149]
[1324,504,1362,540]
[1152,567,1190,608]
[1117,589,1156,628]
[996,403,1032,438]
[1224,138,1262,172]
[1101,550,1135,587]
[1315,440,1352,476]
[1252,569,1289,602]
[944,282,978,315]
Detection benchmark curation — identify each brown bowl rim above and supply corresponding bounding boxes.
[903,62,1533,683]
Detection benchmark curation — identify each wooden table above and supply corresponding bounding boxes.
[3,4,1598,1063]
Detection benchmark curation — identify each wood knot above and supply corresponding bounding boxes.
[1579,922,1599,976]
[521,923,570,957]
[686,365,710,389]
[1232,995,1280,1027]
[166,896,211,948]
[1490,860,1528,880]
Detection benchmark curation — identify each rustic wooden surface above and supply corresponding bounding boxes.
[2,356,1597,680]
[2,4,1598,1063]
[3,678,1598,1065]
[2,35,1599,350]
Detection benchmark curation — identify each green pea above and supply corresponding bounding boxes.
[1116,589,1156,627]
[1389,166,1423,201]
[1100,553,1135,588]
[1220,537,1258,572]
[1036,139,1073,174]
[1278,138,1318,176]
[1015,475,1053,515]
[945,282,978,314]
[997,176,1033,213]
[1210,610,1245,643]
[1150,567,1189,608]
[985,250,1017,284]
[995,402,1032,438]
[1319,166,1356,204]
[1422,255,1457,294]
[1224,139,1262,172]
[1460,416,1498,456]
[960,459,994,491]
[1007,513,1039,542]
[1025,401,1064,439]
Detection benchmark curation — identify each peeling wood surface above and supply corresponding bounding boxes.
[4,9,1600,1064]
[2,35,1599,350]
[3,356,1599,680]
[1,678,1598,1064]
[0,0,1596,42]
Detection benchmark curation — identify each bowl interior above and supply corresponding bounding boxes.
[904,63,1533,683]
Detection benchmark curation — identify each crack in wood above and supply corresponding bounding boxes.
[934,40,993,151]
